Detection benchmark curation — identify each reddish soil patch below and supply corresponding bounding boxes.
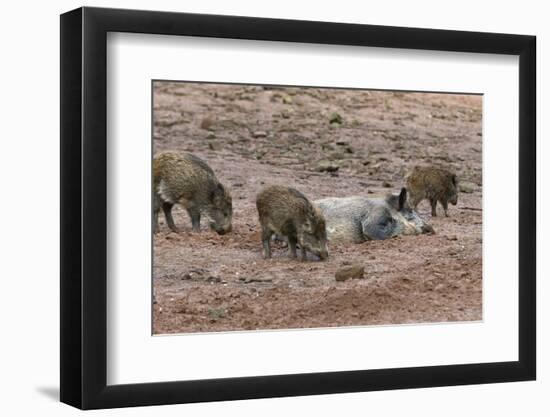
[152,82,482,334]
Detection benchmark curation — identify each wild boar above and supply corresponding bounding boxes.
[315,188,434,243]
[256,185,329,261]
[406,166,458,216]
[153,151,232,234]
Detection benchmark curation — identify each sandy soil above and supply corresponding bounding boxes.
[152,82,482,334]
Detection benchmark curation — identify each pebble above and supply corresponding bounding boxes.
[252,131,267,138]
[315,160,339,173]
[459,183,475,193]
[335,265,365,281]
[329,112,343,125]
[200,117,214,130]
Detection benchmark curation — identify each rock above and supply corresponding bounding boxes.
[200,117,215,130]
[252,131,267,138]
[335,265,365,281]
[459,183,475,193]
[315,160,339,173]
[328,152,346,161]
[239,277,273,284]
[329,112,343,125]
[282,95,293,104]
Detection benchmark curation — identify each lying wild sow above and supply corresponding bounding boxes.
[256,185,329,261]
[315,188,434,243]
[153,151,232,234]
[406,166,458,217]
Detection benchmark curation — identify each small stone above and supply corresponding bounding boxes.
[281,110,292,119]
[315,160,339,173]
[208,142,221,151]
[206,132,216,139]
[200,117,214,130]
[329,112,343,125]
[328,152,346,161]
[252,131,267,138]
[459,183,475,193]
[335,265,365,281]
[382,181,393,188]
[447,235,458,241]
[282,95,293,104]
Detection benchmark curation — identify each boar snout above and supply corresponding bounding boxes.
[210,221,232,235]
[421,223,435,234]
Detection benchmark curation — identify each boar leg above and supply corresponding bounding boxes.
[162,202,179,232]
[288,236,298,259]
[186,207,201,232]
[430,199,438,217]
[410,195,421,210]
[300,246,307,262]
[153,193,161,233]
[261,226,273,259]
[441,200,449,217]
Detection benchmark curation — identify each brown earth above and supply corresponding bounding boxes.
[152,82,482,334]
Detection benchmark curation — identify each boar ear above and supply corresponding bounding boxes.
[398,188,407,211]
[211,183,224,202]
[303,217,313,233]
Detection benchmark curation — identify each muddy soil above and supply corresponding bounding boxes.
[152,82,482,334]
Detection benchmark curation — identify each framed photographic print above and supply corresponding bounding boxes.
[60,6,536,409]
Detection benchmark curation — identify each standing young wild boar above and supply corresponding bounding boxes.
[256,186,329,261]
[153,151,232,234]
[406,166,458,217]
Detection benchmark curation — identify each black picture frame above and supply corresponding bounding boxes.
[60,6,536,410]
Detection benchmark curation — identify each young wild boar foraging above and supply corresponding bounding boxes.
[256,186,329,261]
[315,188,434,243]
[406,166,458,217]
[153,151,232,234]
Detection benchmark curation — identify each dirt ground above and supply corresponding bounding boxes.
[152,82,482,334]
